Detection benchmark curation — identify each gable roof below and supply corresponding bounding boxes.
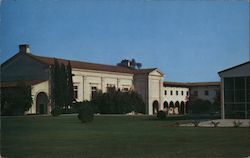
[218,61,250,74]
[1,52,160,75]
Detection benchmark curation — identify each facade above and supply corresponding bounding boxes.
[218,61,250,119]
[1,44,164,115]
[163,82,189,115]
[162,81,220,115]
[188,82,220,104]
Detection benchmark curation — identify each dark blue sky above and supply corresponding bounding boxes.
[0,0,249,82]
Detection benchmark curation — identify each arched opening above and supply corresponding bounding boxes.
[163,101,168,108]
[152,100,159,114]
[180,101,185,114]
[36,92,48,114]
[169,101,174,114]
[174,101,180,114]
[163,101,168,112]
[169,101,174,107]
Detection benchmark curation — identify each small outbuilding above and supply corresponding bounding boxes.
[218,61,250,119]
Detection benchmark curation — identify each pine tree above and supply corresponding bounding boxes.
[52,58,61,108]
[67,61,74,108]
[60,63,67,108]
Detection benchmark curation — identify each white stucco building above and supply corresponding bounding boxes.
[162,81,220,115]
[1,44,164,115]
[162,82,189,115]
[218,61,250,119]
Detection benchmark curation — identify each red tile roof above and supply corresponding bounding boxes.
[163,81,221,87]
[27,54,157,75]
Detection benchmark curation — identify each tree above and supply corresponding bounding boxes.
[51,59,74,111]
[90,89,145,114]
[52,58,61,108]
[117,59,142,70]
[1,82,32,116]
[66,61,74,108]
[60,63,67,107]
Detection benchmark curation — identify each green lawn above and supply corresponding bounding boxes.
[1,115,250,158]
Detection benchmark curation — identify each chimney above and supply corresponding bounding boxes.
[19,44,31,53]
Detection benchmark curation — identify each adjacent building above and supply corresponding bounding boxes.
[162,81,220,115]
[218,61,250,119]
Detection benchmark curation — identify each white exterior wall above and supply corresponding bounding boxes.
[147,70,164,115]
[190,86,218,103]
[163,86,189,104]
[28,80,49,114]
[72,68,134,102]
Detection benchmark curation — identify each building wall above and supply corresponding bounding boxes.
[147,71,164,115]
[72,68,134,102]
[163,86,189,104]
[27,80,50,114]
[190,86,219,103]
[1,54,49,82]
[219,62,250,119]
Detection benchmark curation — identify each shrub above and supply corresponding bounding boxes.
[51,106,62,116]
[192,120,200,127]
[157,110,166,120]
[233,120,242,128]
[77,103,94,123]
[91,90,145,114]
[210,121,220,128]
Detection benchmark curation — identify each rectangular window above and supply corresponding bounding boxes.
[73,86,78,99]
[91,86,97,99]
[176,91,178,95]
[164,90,167,95]
[205,90,209,96]
[107,84,116,92]
[181,91,183,96]
[122,88,129,92]
[170,90,173,95]
[186,91,189,96]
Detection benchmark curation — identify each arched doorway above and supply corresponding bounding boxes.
[152,100,159,114]
[180,101,185,114]
[36,92,48,114]
[169,101,174,114]
[163,101,168,111]
[174,101,180,114]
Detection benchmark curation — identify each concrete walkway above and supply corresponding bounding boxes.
[180,119,250,128]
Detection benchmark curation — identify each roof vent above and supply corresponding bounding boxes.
[19,44,31,53]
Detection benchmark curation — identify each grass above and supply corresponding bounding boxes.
[1,115,250,158]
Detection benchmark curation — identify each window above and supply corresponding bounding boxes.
[73,86,78,99]
[176,91,178,95]
[205,90,209,96]
[122,88,129,92]
[181,91,183,96]
[170,90,173,95]
[186,91,189,96]
[164,90,167,95]
[91,86,97,99]
[107,84,116,92]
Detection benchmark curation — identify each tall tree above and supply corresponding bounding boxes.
[60,63,67,107]
[52,58,61,108]
[67,61,74,107]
